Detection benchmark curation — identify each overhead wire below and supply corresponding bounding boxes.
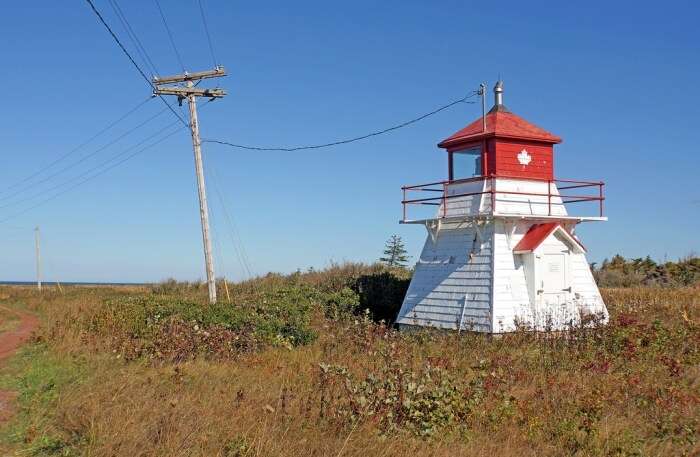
[0,124,187,224]
[197,0,218,67]
[0,118,180,211]
[0,96,153,195]
[0,107,169,204]
[205,160,254,278]
[212,170,253,278]
[201,160,226,280]
[202,160,236,287]
[153,0,186,72]
[202,92,478,152]
[85,0,478,156]
[107,0,161,77]
[199,114,252,279]
[0,100,214,224]
[207,206,225,275]
[84,0,188,128]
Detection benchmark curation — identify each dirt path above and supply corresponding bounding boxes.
[0,305,39,423]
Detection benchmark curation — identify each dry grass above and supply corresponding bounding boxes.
[0,276,698,456]
[0,307,21,333]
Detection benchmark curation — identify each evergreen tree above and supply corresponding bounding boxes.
[380,235,409,267]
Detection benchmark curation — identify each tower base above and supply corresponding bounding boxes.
[396,218,608,333]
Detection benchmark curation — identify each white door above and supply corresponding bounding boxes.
[536,253,569,328]
[542,253,566,299]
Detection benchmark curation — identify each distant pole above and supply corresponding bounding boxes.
[153,66,226,304]
[34,226,42,292]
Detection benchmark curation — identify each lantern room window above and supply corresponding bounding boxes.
[451,147,482,180]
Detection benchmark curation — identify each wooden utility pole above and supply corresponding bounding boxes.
[34,226,42,292]
[479,83,487,132]
[153,66,226,304]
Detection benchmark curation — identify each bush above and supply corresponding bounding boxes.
[355,270,411,323]
[231,262,412,324]
[321,287,360,320]
[82,286,320,362]
[58,263,414,363]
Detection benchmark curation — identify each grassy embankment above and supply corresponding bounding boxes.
[0,264,698,456]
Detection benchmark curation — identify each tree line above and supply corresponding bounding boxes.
[592,254,699,287]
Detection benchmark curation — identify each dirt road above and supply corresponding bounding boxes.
[0,306,39,422]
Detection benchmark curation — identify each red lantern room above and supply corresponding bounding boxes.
[401,81,605,223]
[438,81,561,182]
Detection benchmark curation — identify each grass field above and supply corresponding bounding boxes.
[0,308,20,334]
[0,265,698,456]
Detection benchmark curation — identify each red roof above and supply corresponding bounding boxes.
[513,223,586,254]
[438,110,562,149]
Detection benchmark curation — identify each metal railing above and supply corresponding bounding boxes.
[401,175,605,222]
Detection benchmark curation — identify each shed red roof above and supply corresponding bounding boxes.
[513,223,586,254]
[438,110,561,149]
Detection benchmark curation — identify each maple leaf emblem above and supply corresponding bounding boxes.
[517,149,532,165]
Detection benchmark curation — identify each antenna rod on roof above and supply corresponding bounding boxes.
[479,83,486,132]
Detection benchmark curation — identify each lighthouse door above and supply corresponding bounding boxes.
[542,253,566,299]
[536,252,569,327]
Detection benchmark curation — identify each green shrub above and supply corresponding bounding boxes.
[320,287,360,320]
[354,269,411,323]
[82,286,321,362]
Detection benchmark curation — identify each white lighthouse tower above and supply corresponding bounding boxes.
[397,82,608,332]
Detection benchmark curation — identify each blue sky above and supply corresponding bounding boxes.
[1,1,698,283]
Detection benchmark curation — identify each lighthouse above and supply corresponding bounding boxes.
[397,82,608,332]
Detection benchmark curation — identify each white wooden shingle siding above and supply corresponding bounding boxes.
[439,178,566,219]
[491,219,531,332]
[399,180,608,333]
[569,251,607,318]
[397,222,493,331]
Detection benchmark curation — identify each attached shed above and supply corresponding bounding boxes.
[507,223,596,330]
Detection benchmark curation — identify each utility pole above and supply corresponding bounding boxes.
[153,66,226,304]
[34,226,42,292]
[479,83,487,132]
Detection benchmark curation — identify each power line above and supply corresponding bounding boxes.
[202,92,478,152]
[0,99,215,225]
[197,0,218,67]
[84,0,153,92]
[0,96,153,196]
[86,0,478,156]
[203,161,237,285]
[107,0,160,77]
[84,0,188,128]
[0,118,179,211]
[0,107,169,204]
[206,160,254,278]
[153,0,186,72]
[0,125,186,224]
